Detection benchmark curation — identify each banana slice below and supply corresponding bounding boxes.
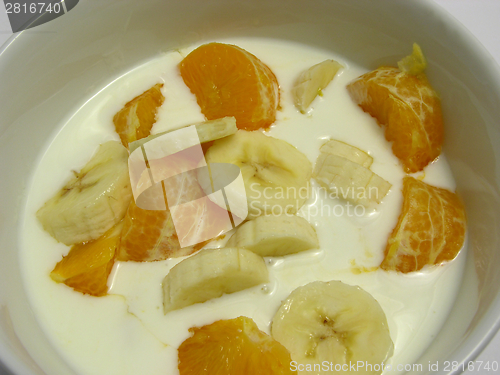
[313,153,390,207]
[226,215,319,257]
[204,130,312,219]
[162,247,269,313]
[37,141,132,245]
[128,116,237,153]
[319,139,373,168]
[292,59,343,113]
[271,281,393,375]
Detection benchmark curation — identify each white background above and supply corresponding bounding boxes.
[0,0,498,374]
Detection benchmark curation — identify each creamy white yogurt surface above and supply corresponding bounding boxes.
[20,38,466,375]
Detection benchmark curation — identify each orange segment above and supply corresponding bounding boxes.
[380,177,466,273]
[117,151,232,262]
[347,65,443,173]
[117,195,231,262]
[50,226,120,296]
[180,43,279,131]
[178,316,296,375]
[117,200,186,262]
[63,261,115,297]
[113,83,165,148]
[117,152,197,262]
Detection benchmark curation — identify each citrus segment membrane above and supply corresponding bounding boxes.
[50,224,122,296]
[380,177,466,273]
[113,83,165,148]
[346,45,444,173]
[117,149,230,261]
[178,316,296,375]
[180,43,279,131]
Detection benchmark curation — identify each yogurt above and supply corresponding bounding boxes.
[19,38,467,375]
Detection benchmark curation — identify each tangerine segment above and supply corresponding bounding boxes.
[63,260,115,297]
[178,316,297,375]
[117,200,186,262]
[118,154,231,261]
[113,83,165,148]
[117,195,231,261]
[50,226,120,296]
[347,66,443,173]
[380,177,466,273]
[118,150,202,261]
[180,43,279,131]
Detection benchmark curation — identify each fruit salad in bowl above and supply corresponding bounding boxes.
[21,38,467,375]
[1,1,499,375]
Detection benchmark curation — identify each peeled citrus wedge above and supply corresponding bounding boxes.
[50,224,121,296]
[380,177,466,273]
[113,83,165,148]
[178,316,296,375]
[117,151,230,261]
[347,44,443,173]
[180,43,279,131]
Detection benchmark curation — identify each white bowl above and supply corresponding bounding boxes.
[1,0,499,374]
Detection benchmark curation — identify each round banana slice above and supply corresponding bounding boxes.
[204,130,312,219]
[271,281,393,375]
